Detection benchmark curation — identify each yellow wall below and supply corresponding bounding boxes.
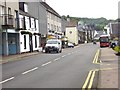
[66,27,78,45]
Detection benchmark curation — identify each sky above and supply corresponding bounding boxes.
[45,0,120,20]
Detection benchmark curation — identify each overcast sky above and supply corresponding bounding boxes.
[45,0,119,20]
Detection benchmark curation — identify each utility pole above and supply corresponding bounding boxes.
[4,0,9,55]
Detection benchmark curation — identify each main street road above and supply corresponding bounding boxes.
[1,43,100,88]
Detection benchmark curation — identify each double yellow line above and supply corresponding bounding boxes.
[92,49,101,64]
[82,69,98,90]
[82,49,101,89]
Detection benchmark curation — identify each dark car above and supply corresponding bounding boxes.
[110,40,118,48]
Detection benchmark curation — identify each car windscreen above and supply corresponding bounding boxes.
[47,41,58,44]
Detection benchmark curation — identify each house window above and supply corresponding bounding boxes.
[51,24,53,31]
[34,19,36,30]
[24,35,26,49]
[19,15,24,29]
[0,6,2,15]
[29,17,31,28]
[48,23,50,31]
[15,10,19,28]
[35,20,38,31]
[31,18,35,29]
[8,7,11,15]
[69,31,72,34]
[24,3,28,12]
[35,36,37,48]
[25,16,30,30]
[2,6,4,14]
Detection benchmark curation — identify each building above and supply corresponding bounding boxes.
[40,2,62,40]
[0,1,19,55]
[107,22,119,40]
[19,2,40,53]
[66,20,79,45]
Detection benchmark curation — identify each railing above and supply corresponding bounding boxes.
[1,14,14,29]
[1,14,14,25]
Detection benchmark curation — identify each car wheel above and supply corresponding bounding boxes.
[45,50,48,53]
[60,50,62,53]
[56,50,59,53]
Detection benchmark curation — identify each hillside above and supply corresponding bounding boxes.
[63,15,115,30]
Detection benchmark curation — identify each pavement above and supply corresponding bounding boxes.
[0,51,40,64]
[97,47,119,89]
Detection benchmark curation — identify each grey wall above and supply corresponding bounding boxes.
[38,3,47,35]
[28,2,47,35]
[61,17,67,34]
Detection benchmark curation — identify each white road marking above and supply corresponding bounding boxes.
[42,61,52,66]
[62,55,66,58]
[22,67,38,75]
[67,53,71,55]
[54,58,61,61]
[0,77,15,84]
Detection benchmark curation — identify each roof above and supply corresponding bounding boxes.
[40,2,61,18]
[19,10,35,18]
[66,20,78,27]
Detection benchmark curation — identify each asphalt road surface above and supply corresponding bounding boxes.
[1,43,100,88]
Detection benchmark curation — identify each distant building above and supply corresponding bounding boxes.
[40,2,62,39]
[109,22,119,39]
[94,30,106,40]
[105,22,119,40]
[66,20,79,45]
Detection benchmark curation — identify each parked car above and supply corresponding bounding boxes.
[93,41,96,44]
[110,40,118,48]
[45,39,62,53]
[68,42,74,48]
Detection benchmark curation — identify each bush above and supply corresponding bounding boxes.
[113,46,120,53]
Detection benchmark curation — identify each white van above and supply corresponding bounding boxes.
[45,39,62,53]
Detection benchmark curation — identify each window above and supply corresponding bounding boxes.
[0,6,2,15]
[34,19,36,29]
[36,20,38,31]
[19,15,23,28]
[8,7,11,15]
[48,23,50,31]
[2,6,4,14]
[29,17,31,28]
[24,3,28,12]
[51,24,53,31]
[25,16,30,29]
[24,35,26,49]
[31,18,35,29]
[35,36,37,48]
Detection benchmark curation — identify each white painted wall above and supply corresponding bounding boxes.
[66,27,78,45]
[19,16,40,53]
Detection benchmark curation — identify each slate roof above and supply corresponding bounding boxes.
[40,2,61,18]
[66,20,78,27]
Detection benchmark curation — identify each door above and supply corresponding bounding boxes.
[8,34,17,55]
[29,35,33,52]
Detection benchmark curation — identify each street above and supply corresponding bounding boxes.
[1,43,100,88]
